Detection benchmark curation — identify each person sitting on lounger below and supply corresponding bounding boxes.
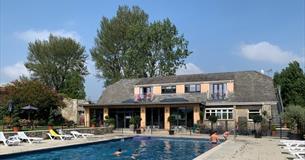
[113,148,122,156]
[210,131,219,144]
[223,131,230,140]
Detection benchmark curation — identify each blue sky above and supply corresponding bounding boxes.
[1,0,304,102]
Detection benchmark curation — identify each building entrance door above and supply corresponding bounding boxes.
[109,108,140,128]
[146,107,164,129]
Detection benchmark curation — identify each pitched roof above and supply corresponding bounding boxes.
[136,72,235,85]
[97,71,277,105]
[97,79,141,105]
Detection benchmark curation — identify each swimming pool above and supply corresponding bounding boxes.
[2,136,217,160]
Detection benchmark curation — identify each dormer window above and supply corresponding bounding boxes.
[137,86,153,101]
[185,84,201,93]
[161,86,176,94]
[141,87,152,95]
[210,83,227,100]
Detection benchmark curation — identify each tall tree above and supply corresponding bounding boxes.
[25,35,88,99]
[274,61,305,107]
[91,6,191,86]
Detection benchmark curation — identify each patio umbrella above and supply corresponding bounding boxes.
[22,105,38,120]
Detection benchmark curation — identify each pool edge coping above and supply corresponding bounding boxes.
[0,136,134,158]
[193,139,230,160]
[1,134,216,159]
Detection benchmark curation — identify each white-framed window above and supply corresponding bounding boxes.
[185,84,201,93]
[205,108,233,120]
[248,109,260,120]
[209,83,227,100]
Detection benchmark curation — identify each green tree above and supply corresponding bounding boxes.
[91,5,191,86]
[25,35,88,99]
[274,61,305,107]
[60,72,86,99]
[0,79,65,123]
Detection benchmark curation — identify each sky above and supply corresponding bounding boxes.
[0,0,304,102]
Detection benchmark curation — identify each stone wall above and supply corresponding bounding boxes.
[201,104,272,133]
[3,127,113,139]
[202,120,235,133]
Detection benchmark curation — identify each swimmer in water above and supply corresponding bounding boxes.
[113,148,122,156]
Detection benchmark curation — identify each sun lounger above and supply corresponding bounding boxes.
[290,151,305,160]
[70,131,94,139]
[281,141,305,148]
[0,132,20,146]
[280,140,305,160]
[47,129,73,141]
[17,132,43,144]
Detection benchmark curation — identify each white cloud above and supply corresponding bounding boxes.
[176,63,203,75]
[15,29,80,42]
[0,62,30,81]
[240,41,302,64]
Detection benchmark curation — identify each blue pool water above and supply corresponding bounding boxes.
[3,137,217,160]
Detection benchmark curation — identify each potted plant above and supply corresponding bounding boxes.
[271,125,277,136]
[168,115,176,135]
[47,108,55,130]
[130,115,142,134]
[11,110,20,132]
[208,115,218,132]
[129,117,136,132]
[200,111,205,124]
[104,116,115,128]
[90,113,96,128]
[253,114,263,138]
[134,115,142,134]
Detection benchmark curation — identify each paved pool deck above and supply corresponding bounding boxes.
[0,132,288,160]
[195,136,288,160]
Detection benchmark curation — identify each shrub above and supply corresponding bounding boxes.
[104,116,115,127]
[208,115,218,130]
[90,113,96,125]
[130,115,141,129]
[48,109,55,126]
[19,119,31,127]
[0,79,65,122]
[168,115,176,129]
[283,105,305,134]
[253,115,263,124]
[11,110,20,127]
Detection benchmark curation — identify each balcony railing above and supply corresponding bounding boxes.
[134,93,154,102]
[210,92,226,100]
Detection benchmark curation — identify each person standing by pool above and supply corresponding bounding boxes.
[209,131,219,144]
[223,131,230,140]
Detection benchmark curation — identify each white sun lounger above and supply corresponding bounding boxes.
[282,141,305,148]
[290,151,305,160]
[70,131,94,139]
[0,132,20,146]
[17,132,43,144]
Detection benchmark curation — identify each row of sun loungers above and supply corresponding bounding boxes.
[0,130,95,146]
[280,140,305,160]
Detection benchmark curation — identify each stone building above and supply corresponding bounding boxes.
[82,71,279,132]
[61,98,89,124]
